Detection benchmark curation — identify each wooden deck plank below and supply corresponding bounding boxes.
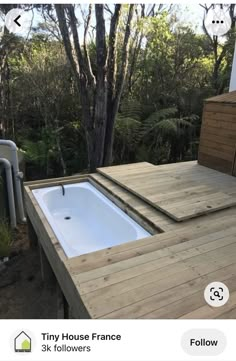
[78,231,236,295]
[217,307,236,319]
[73,220,236,284]
[84,244,236,318]
[149,186,215,204]
[139,275,236,319]
[80,239,236,302]
[180,291,236,319]
[162,194,236,221]
[102,263,236,319]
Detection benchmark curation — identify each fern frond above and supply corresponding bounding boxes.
[156,118,178,134]
[115,115,141,150]
[171,118,194,128]
[138,108,196,143]
[119,99,143,121]
[144,107,177,124]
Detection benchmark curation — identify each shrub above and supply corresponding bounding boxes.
[0,220,12,257]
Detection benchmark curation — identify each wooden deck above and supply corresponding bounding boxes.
[24,161,236,319]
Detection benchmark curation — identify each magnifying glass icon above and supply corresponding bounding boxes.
[214,290,220,298]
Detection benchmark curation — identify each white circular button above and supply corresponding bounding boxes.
[204,7,232,37]
[5,9,33,35]
[204,281,229,307]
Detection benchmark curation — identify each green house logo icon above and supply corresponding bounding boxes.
[14,331,31,352]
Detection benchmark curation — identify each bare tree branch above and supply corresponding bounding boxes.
[114,5,135,102]
[66,5,85,75]
[103,4,135,164]
[107,4,121,105]
[93,4,108,165]
[83,4,96,87]
[104,4,113,16]
[41,7,61,41]
[55,5,80,78]
[199,4,212,12]
[148,4,156,16]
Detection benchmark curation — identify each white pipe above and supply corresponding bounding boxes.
[229,40,236,92]
[0,140,26,222]
[0,158,17,228]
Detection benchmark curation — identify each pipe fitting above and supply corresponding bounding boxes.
[17,172,24,179]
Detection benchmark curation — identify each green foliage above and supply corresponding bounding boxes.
[114,100,198,164]
[8,34,87,178]
[134,13,215,114]
[0,220,12,257]
[139,108,198,163]
[23,139,50,166]
[139,108,178,138]
[21,128,66,178]
[113,99,142,163]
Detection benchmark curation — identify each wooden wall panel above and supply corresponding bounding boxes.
[201,128,236,145]
[200,139,235,154]
[204,111,236,122]
[199,145,233,162]
[198,152,232,174]
[203,118,236,131]
[198,101,236,175]
[204,103,236,114]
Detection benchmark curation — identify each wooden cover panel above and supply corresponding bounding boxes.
[98,161,236,222]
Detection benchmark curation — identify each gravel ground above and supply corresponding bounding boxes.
[0,224,57,319]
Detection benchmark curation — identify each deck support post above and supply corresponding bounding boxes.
[27,216,38,248]
[56,285,74,319]
[56,283,65,319]
[38,243,55,284]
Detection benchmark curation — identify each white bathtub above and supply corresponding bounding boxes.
[32,182,150,258]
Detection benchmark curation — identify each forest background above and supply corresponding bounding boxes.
[0,4,235,179]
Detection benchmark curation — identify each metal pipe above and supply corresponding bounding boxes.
[0,140,26,222]
[0,158,17,228]
[59,183,65,196]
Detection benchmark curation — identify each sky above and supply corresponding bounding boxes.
[0,4,206,38]
[178,4,205,32]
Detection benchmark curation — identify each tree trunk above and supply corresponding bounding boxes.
[92,5,107,169]
[103,5,135,165]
